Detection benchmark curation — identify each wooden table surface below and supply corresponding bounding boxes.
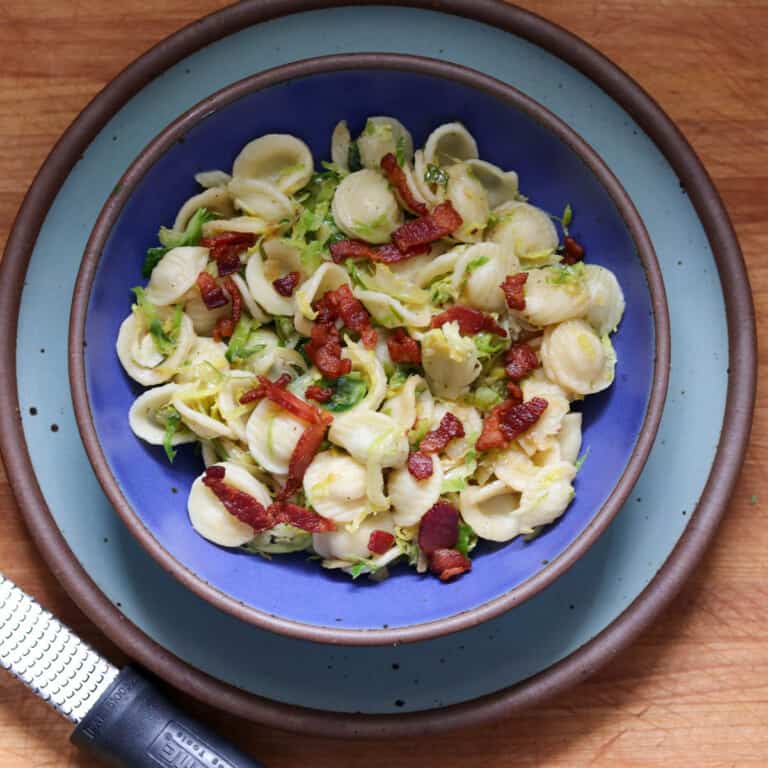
[1,1,765,765]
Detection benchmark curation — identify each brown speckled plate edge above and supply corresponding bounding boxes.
[68,52,668,646]
[0,0,755,737]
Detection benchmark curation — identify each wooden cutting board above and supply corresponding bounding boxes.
[0,1,765,765]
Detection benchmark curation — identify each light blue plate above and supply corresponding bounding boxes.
[14,6,729,716]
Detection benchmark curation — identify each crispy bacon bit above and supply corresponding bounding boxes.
[314,284,377,348]
[240,375,332,427]
[418,501,460,556]
[429,548,472,581]
[407,451,434,480]
[419,413,465,454]
[430,305,507,338]
[562,236,585,265]
[305,322,352,380]
[273,271,300,297]
[212,276,242,341]
[505,343,539,381]
[202,466,273,531]
[201,232,256,276]
[387,328,421,364]
[329,239,430,265]
[368,529,396,555]
[476,397,548,451]
[501,273,528,311]
[280,421,330,499]
[506,381,523,404]
[305,385,333,403]
[380,153,429,216]
[196,271,228,310]
[392,201,463,252]
[271,501,335,533]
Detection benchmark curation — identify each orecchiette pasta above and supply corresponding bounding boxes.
[119,116,624,582]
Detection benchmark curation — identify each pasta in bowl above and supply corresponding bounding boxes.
[71,55,667,644]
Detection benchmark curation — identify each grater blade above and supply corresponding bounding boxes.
[0,573,118,724]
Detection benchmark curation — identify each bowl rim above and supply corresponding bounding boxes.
[68,51,670,646]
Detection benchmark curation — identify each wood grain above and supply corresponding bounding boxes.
[0,1,766,765]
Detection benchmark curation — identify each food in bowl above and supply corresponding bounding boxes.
[117,116,625,583]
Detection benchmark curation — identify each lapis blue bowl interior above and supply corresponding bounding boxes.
[82,66,655,633]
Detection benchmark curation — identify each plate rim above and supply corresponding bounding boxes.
[68,51,670,646]
[0,0,755,737]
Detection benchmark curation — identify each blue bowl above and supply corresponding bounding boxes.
[70,54,669,645]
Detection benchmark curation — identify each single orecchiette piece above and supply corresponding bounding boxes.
[328,410,409,469]
[188,461,272,547]
[518,265,591,327]
[558,412,583,465]
[493,442,538,492]
[193,170,232,189]
[231,134,313,194]
[330,120,351,170]
[128,382,196,447]
[145,246,209,307]
[357,116,413,170]
[228,178,294,222]
[516,462,577,532]
[174,337,229,383]
[459,480,522,542]
[171,385,235,441]
[388,454,444,526]
[518,371,571,454]
[421,321,482,399]
[584,264,626,335]
[229,273,269,324]
[116,310,195,386]
[245,239,302,316]
[245,398,306,475]
[424,122,479,167]
[381,374,424,432]
[312,512,396,561]
[540,318,616,396]
[464,159,519,208]
[216,371,258,443]
[452,241,520,313]
[431,401,482,462]
[303,451,369,523]
[173,187,235,232]
[202,216,271,238]
[446,163,490,243]
[490,202,559,263]
[332,169,403,244]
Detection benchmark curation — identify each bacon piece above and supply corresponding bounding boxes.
[387,328,421,364]
[201,232,256,276]
[305,385,333,403]
[429,548,471,581]
[380,152,429,216]
[476,397,548,451]
[202,466,274,531]
[305,322,352,380]
[506,381,523,404]
[562,236,585,265]
[273,271,300,297]
[329,239,430,264]
[501,273,527,311]
[407,451,434,480]
[271,501,335,533]
[392,201,463,252]
[240,375,332,427]
[430,305,507,338]
[368,530,396,555]
[314,285,377,349]
[419,413,465,454]
[418,501,459,556]
[505,343,539,381]
[281,421,328,499]
[212,276,242,341]
[196,271,228,310]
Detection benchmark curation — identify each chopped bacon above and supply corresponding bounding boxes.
[380,152,429,216]
[305,385,333,403]
[202,466,274,531]
[387,328,421,364]
[505,343,539,381]
[196,272,228,310]
[501,273,527,311]
[240,375,332,427]
[407,451,434,480]
[506,381,523,404]
[392,201,463,252]
[305,322,352,380]
[329,239,430,264]
[314,284,377,348]
[418,501,460,556]
[429,548,471,581]
[562,236,585,265]
[368,530,396,555]
[419,413,465,454]
[212,276,242,341]
[431,305,507,338]
[273,271,300,297]
[280,421,330,499]
[476,397,548,451]
[271,501,335,533]
[201,232,256,276]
